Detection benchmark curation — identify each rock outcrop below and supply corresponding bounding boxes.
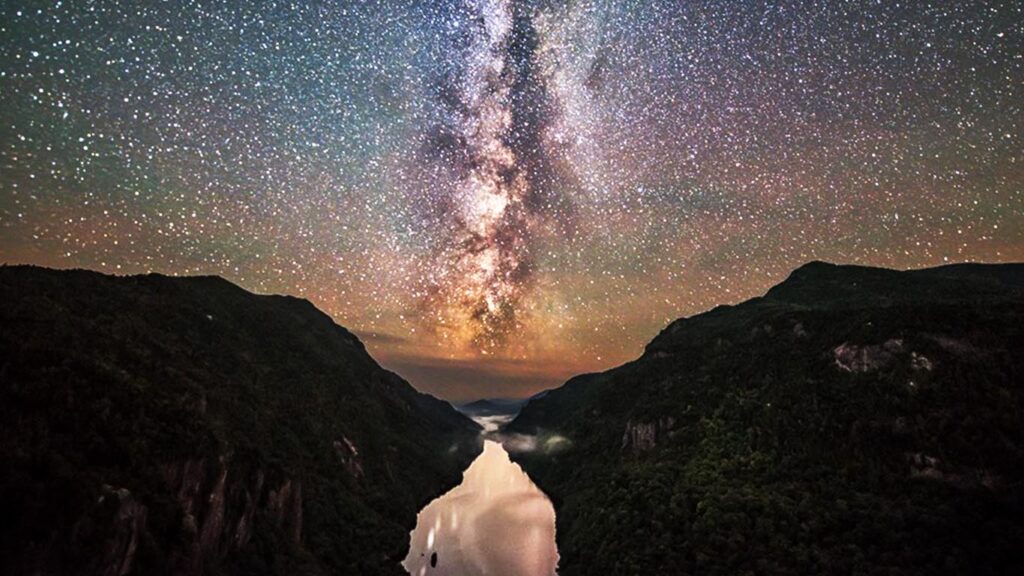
[95,487,148,576]
[621,417,676,453]
[832,339,903,372]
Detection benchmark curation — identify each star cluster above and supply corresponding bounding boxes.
[2,1,1022,400]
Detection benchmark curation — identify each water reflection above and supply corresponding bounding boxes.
[403,440,559,576]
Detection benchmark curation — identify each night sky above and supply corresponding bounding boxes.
[2,1,1022,400]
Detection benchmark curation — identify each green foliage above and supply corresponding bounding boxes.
[0,265,481,575]
[509,262,1024,575]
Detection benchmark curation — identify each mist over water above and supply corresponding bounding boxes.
[402,440,558,576]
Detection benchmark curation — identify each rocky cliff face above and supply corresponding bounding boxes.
[94,485,147,576]
[0,265,481,575]
[58,457,308,576]
[621,417,675,453]
[508,261,1024,575]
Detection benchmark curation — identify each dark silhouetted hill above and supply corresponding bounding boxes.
[0,265,481,576]
[508,261,1024,575]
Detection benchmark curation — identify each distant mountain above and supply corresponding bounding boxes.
[455,398,529,436]
[507,261,1024,575]
[0,265,481,576]
[456,398,529,418]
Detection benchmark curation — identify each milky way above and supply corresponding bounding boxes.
[1,1,1022,399]
[426,0,534,352]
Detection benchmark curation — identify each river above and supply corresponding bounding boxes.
[402,439,559,576]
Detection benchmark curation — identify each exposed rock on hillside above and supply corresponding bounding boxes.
[0,265,481,575]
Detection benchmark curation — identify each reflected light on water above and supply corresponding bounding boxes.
[402,440,559,576]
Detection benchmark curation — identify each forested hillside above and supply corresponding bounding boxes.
[0,265,481,575]
[509,261,1024,575]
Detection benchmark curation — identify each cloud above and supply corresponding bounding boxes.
[493,431,572,456]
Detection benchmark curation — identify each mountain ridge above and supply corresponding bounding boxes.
[507,260,1024,575]
[0,264,481,576]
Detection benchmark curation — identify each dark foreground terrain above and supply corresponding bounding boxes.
[508,261,1024,575]
[0,265,481,575]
